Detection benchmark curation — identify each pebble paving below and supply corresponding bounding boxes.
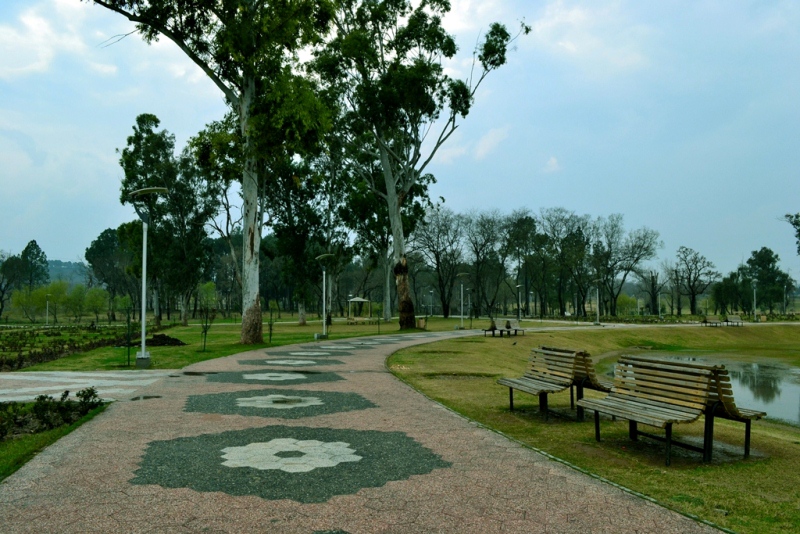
[0,329,722,533]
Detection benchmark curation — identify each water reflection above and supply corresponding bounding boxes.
[627,353,800,425]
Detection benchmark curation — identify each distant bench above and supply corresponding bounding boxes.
[725,315,743,326]
[346,317,379,325]
[703,315,721,327]
[484,320,525,337]
[577,355,765,465]
[497,346,611,421]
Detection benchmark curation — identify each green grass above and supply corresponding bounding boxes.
[0,404,108,483]
[18,315,480,371]
[388,325,800,534]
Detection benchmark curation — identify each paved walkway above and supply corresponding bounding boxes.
[0,331,720,533]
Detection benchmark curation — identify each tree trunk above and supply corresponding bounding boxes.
[394,257,415,329]
[298,301,307,326]
[180,292,190,327]
[153,288,161,327]
[383,248,392,321]
[239,78,263,344]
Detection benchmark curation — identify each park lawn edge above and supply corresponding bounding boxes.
[0,403,109,483]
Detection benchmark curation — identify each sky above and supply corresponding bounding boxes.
[1,0,799,278]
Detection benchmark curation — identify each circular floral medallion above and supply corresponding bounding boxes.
[221,438,361,473]
[185,389,375,419]
[206,371,343,386]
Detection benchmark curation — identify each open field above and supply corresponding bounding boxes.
[388,324,800,534]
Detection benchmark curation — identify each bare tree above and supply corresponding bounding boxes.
[412,207,465,318]
[635,267,668,315]
[675,246,720,315]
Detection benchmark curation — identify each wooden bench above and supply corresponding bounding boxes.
[707,367,766,459]
[725,315,743,326]
[622,355,766,461]
[702,315,721,327]
[497,347,611,421]
[577,356,717,465]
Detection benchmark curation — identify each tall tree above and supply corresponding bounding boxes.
[675,246,719,315]
[745,247,793,313]
[593,215,661,316]
[785,213,800,255]
[314,0,528,328]
[119,114,219,325]
[412,207,464,318]
[89,0,334,343]
[0,252,24,320]
[19,240,49,291]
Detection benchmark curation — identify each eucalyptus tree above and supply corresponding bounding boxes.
[675,246,719,315]
[89,0,334,343]
[314,0,528,328]
[786,213,800,255]
[539,208,591,316]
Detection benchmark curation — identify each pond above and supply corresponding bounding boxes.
[618,353,800,426]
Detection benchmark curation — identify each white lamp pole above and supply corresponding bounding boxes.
[315,253,334,339]
[516,284,522,321]
[46,294,51,326]
[130,187,168,369]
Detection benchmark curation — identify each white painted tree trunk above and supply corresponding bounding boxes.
[239,78,263,343]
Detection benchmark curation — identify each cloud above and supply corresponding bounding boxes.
[0,2,87,80]
[443,0,509,34]
[529,0,651,75]
[474,126,510,160]
[543,156,561,173]
[433,144,468,165]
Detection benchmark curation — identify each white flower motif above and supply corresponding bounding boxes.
[319,345,354,350]
[243,372,306,381]
[264,359,317,366]
[235,395,323,410]
[221,438,362,473]
[288,351,331,356]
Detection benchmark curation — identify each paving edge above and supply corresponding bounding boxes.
[384,347,736,534]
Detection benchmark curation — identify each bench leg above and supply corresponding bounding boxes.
[703,413,715,463]
[509,388,514,412]
[594,410,601,441]
[570,385,575,409]
[539,392,548,420]
[629,420,638,441]
[744,420,751,458]
[665,424,672,467]
[575,384,585,422]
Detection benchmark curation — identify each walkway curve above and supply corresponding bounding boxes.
[0,329,721,533]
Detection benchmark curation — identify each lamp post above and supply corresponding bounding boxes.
[595,284,601,325]
[457,272,469,330]
[46,294,51,326]
[467,288,472,329]
[753,281,757,320]
[516,284,522,321]
[315,253,335,339]
[429,289,433,317]
[130,187,168,369]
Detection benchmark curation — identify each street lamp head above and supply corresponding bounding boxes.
[315,253,335,262]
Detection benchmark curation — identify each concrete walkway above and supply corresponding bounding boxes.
[0,331,720,533]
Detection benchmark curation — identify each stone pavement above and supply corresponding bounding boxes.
[0,331,721,533]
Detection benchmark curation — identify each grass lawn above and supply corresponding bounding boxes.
[17,315,479,372]
[388,324,800,534]
[0,404,108,483]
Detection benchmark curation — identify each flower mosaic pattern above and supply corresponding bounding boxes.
[235,394,324,410]
[184,388,375,419]
[131,426,451,503]
[206,371,343,386]
[239,358,344,367]
[221,438,361,473]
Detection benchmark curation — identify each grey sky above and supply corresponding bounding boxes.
[1,0,798,277]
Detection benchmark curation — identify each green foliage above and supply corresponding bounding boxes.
[785,213,800,255]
